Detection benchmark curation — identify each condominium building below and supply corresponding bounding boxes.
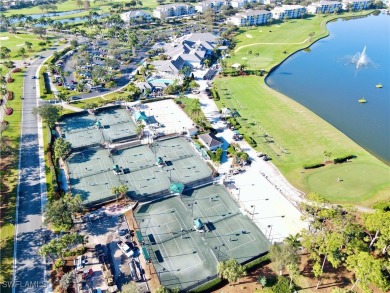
[153,3,195,19]
[230,0,261,9]
[120,10,152,24]
[194,0,228,13]
[307,1,343,14]
[228,9,272,26]
[271,5,306,20]
[342,0,372,10]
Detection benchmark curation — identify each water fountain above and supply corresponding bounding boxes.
[352,46,368,69]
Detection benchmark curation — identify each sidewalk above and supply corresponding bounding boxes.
[192,87,307,242]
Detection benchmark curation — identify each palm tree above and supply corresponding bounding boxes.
[118,184,129,203]
[111,186,120,201]
[284,233,301,249]
[128,33,138,56]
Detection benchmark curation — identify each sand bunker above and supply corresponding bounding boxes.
[245,34,253,38]
[0,36,10,41]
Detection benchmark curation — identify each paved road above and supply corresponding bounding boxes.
[12,48,65,293]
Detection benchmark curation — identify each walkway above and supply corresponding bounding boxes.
[191,81,307,242]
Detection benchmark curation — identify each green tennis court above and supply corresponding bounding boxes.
[59,114,103,149]
[67,147,120,206]
[114,137,213,199]
[96,108,138,143]
[135,184,269,291]
[59,107,138,149]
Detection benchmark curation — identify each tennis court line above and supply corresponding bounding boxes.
[174,205,207,263]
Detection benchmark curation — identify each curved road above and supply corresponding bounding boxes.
[12,46,66,293]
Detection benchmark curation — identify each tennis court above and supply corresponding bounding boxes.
[113,137,212,199]
[96,108,138,143]
[135,184,269,291]
[67,147,121,205]
[59,114,103,149]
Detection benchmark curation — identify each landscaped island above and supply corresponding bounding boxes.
[214,10,390,207]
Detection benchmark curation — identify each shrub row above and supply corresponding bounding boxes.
[190,254,270,292]
[211,88,220,101]
[190,278,223,293]
[334,154,356,164]
[49,47,72,65]
[243,254,270,271]
[303,162,325,169]
[141,96,172,104]
[244,135,257,147]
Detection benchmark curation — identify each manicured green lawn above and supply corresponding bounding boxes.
[0,32,53,60]
[0,67,24,286]
[213,76,390,207]
[4,0,158,16]
[226,11,374,71]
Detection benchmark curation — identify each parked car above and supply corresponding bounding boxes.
[30,75,36,79]
[117,228,127,236]
[117,240,134,257]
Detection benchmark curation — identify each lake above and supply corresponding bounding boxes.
[266,12,390,164]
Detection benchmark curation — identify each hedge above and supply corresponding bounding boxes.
[190,254,269,292]
[244,135,257,147]
[243,254,270,271]
[333,154,356,164]
[211,88,220,101]
[372,201,390,211]
[141,96,173,104]
[48,47,72,65]
[303,162,325,169]
[189,278,223,293]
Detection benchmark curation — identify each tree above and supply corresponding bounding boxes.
[363,210,390,254]
[121,281,139,293]
[25,41,33,51]
[59,272,73,290]
[179,65,191,78]
[38,241,58,263]
[70,39,78,48]
[44,194,83,230]
[38,41,46,49]
[53,137,72,160]
[258,276,267,288]
[155,286,170,293]
[1,47,11,59]
[136,123,145,138]
[33,104,60,128]
[128,33,138,56]
[84,0,91,10]
[32,26,47,38]
[269,243,298,276]
[217,258,247,285]
[323,150,332,162]
[18,47,27,58]
[346,251,389,292]
[204,59,211,68]
[76,0,83,9]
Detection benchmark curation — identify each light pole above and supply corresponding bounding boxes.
[236,187,240,202]
[251,205,255,221]
[189,201,197,220]
[214,244,225,261]
[267,225,273,240]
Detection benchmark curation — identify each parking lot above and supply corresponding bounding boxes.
[74,203,149,292]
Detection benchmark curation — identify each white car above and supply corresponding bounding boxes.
[117,240,134,257]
